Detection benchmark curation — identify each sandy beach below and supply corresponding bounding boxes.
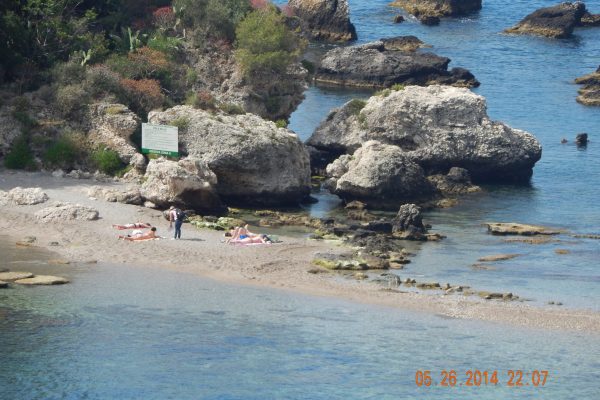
[1,169,599,333]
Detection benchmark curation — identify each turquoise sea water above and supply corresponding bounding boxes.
[1,240,599,399]
[278,0,600,310]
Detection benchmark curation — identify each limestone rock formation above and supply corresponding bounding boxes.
[87,186,143,205]
[14,275,69,285]
[486,223,562,235]
[87,103,145,169]
[3,187,49,205]
[289,0,357,42]
[575,65,600,106]
[504,2,587,38]
[391,0,482,22]
[380,36,430,52]
[325,141,434,206]
[148,106,311,206]
[315,41,478,88]
[309,85,542,183]
[140,157,224,214]
[0,271,34,281]
[427,167,481,195]
[35,202,99,222]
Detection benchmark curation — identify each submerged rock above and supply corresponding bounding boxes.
[289,0,357,42]
[315,41,478,88]
[35,202,99,222]
[504,2,587,38]
[140,157,224,214]
[310,85,541,184]
[486,222,562,236]
[0,271,34,281]
[477,254,521,262]
[148,106,311,207]
[391,0,482,19]
[575,66,600,106]
[427,167,481,195]
[14,275,69,285]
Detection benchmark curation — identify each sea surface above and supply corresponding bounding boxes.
[1,238,599,399]
[2,1,600,398]
[277,0,600,310]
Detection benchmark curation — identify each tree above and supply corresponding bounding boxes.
[234,6,302,77]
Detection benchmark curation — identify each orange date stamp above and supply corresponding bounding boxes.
[415,369,549,387]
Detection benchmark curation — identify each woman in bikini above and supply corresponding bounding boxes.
[112,222,152,230]
[119,227,158,241]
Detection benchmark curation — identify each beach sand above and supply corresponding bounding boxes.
[1,170,599,333]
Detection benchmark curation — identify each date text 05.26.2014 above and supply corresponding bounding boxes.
[414,370,549,387]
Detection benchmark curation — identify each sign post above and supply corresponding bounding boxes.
[141,123,179,157]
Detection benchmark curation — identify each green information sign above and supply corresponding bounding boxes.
[141,123,179,157]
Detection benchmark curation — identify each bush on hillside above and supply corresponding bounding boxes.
[4,136,36,170]
[120,78,164,115]
[56,84,91,118]
[91,147,124,175]
[235,6,303,77]
[43,135,80,169]
[84,64,123,99]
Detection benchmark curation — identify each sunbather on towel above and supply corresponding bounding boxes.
[119,227,158,241]
[226,225,258,242]
[112,222,152,230]
[229,234,272,245]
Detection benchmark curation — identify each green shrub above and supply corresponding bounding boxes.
[51,61,86,86]
[275,119,287,128]
[85,64,122,98]
[43,136,79,169]
[235,7,303,77]
[91,147,123,175]
[175,0,250,42]
[56,84,91,118]
[12,96,30,113]
[147,34,183,58]
[186,90,217,110]
[12,111,38,130]
[391,83,405,91]
[347,99,367,115]
[219,102,245,115]
[374,88,391,97]
[301,59,315,74]
[170,117,190,130]
[4,136,36,170]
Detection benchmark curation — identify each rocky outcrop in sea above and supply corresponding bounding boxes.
[148,106,311,207]
[391,0,482,24]
[504,2,588,38]
[315,40,478,88]
[309,85,541,206]
[289,0,357,42]
[575,65,600,106]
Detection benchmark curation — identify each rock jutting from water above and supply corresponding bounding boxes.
[148,106,311,207]
[486,222,562,236]
[315,40,479,88]
[504,2,588,38]
[575,65,600,106]
[309,85,541,206]
[288,0,357,42]
[391,0,482,24]
[14,275,69,285]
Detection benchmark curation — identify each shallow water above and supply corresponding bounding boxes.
[274,0,600,309]
[1,237,599,399]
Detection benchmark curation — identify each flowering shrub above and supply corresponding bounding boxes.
[120,78,164,115]
[153,6,175,31]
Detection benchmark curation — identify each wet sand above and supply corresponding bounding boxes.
[1,170,599,333]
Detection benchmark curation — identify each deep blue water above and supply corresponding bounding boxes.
[1,245,599,399]
[277,0,600,309]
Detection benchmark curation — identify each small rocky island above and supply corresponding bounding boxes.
[391,0,482,25]
[504,2,600,38]
[315,38,478,88]
[288,0,357,42]
[575,65,600,106]
[308,85,541,208]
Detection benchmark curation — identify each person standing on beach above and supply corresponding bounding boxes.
[169,206,184,240]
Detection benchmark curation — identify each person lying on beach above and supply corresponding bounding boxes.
[225,225,257,242]
[119,227,158,241]
[228,234,273,245]
[112,222,152,230]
